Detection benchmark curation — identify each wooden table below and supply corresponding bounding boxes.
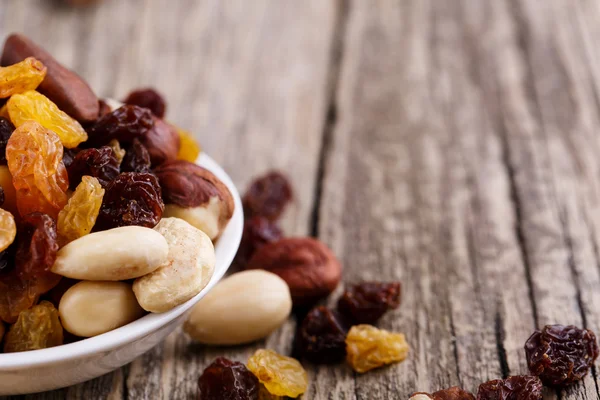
[2,0,600,398]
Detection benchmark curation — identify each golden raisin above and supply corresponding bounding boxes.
[0,208,16,252]
[0,57,47,98]
[0,104,9,119]
[3,301,63,353]
[176,127,201,162]
[57,176,104,244]
[345,325,409,373]
[0,165,19,217]
[108,139,126,165]
[7,90,88,148]
[247,349,308,398]
[6,121,69,219]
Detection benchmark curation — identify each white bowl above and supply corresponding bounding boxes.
[0,153,243,395]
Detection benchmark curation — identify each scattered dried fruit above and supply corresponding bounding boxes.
[67,146,119,189]
[235,216,283,270]
[243,171,292,221]
[3,300,63,352]
[338,281,401,325]
[0,57,46,98]
[247,349,308,398]
[476,376,542,400]
[345,324,409,373]
[57,176,104,244]
[298,306,348,364]
[198,357,259,400]
[123,88,166,118]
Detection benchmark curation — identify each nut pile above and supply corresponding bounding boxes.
[0,33,233,352]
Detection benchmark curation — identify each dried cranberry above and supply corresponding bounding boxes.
[121,138,151,173]
[234,216,283,270]
[525,324,599,387]
[477,376,542,400]
[86,105,154,147]
[123,88,166,119]
[338,281,401,325]
[298,306,348,364]
[197,357,259,400]
[0,117,15,164]
[242,171,292,221]
[67,146,119,189]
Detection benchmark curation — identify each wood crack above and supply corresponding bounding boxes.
[494,312,510,379]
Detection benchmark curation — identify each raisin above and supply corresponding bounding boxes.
[3,300,63,352]
[0,185,4,206]
[62,147,78,170]
[95,172,164,230]
[7,90,88,148]
[86,104,154,147]
[0,57,46,98]
[0,208,16,252]
[338,281,401,325]
[247,349,308,398]
[122,88,166,118]
[411,387,476,400]
[198,357,259,400]
[345,324,409,373]
[0,116,15,164]
[0,244,14,272]
[525,324,599,387]
[108,139,126,165]
[234,216,283,270]
[477,376,542,400]
[67,146,119,189]
[243,171,292,221]
[258,385,283,400]
[6,121,69,219]
[298,306,348,364]
[0,212,60,323]
[57,176,104,244]
[121,138,151,173]
[176,127,201,162]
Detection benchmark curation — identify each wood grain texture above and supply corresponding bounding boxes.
[3,0,600,399]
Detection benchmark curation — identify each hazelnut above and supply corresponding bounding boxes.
[246,237,342,306]
[154,160,234,240]
[140,117,180,166]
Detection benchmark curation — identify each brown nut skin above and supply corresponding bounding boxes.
[246,237,342,307]
[140,117,179,166]
[1,34,99,122]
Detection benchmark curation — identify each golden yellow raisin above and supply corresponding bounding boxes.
[247,349,308,398]
[3,301,63,353]
[345,324,409,373]
[0,104,9,119]
[108,139,126,165]
[0,165,19,218]
[176,127,201,162]
[259,384,284,400]
[7,90,88,148]
[0,57,46,98]
[57,176,104,244]
[0,208,16,252]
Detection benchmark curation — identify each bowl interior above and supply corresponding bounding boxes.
[0,153,243,370]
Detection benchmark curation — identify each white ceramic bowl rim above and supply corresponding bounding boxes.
[0,153,243,370]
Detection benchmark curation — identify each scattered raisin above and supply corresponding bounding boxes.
[197,357,259,400]
[0,116,15,164]
[477,376,542,400]
[338,281,401,325]
[247,349,308,398]
[345,324,409,373]
[242,171,292,221]
[411,387,476,400]
[234,216,283,270]
[298,306,348,364]
[123,88,166,118]
[86,104,154,147]
[3,300,63,352]
[121,138,151,173]
[95,172,164,230]
[525,324,599,387]
[67,146,119,189]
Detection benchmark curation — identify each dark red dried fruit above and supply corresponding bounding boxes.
[234,216,283,270]
[477,376,542,400]
[242,171,292,221]
[197,357,259,400]
[414,387,475,400]
[121,138,151,173]
[0,185,4,207]
[0,117,15,165]
[123,88,166,119]
[0,244,14,272]
[62,147,79,170]
[87,105,154,147]
[95,172,164,230]
[525,324,599,387]
[298,306,348,364]
[338,282,401,325]
[67,146,119,189]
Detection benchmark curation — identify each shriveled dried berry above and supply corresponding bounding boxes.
[243,171,292,221]
[108,139,125,165]
[0,57,46,98]
[0,116,15,164]
[345,324,409,373]
[95,172,164,230]
[67,146,119,189]
[87,104,154,147]
[3,300,63,352]
[234,216,283,270]
[411,387,476,400]
[0,208,16,252]
[298,306,348,364]
[477,376,542,400]
[123,88,166,118]
[7,90,88,148]
[525,324,599,387]
[57,176,104,244]
[338,281,401,325]
[197,357,259,400]
[121,138,151,173]
[176,127,201,162]
[0,212,60,323]
[6,121,69,219]
[62,147,78,170]
[247,349,308,398]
